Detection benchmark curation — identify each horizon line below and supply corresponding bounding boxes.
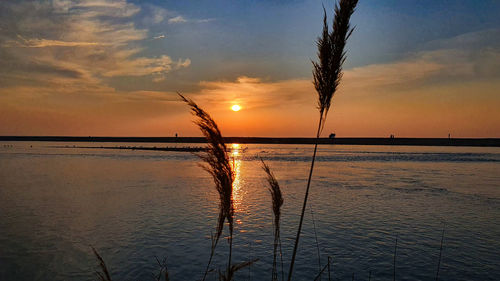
[1,136,499,147]
[1,135,499,139]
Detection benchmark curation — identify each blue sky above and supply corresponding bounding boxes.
[0,0,499,137]
[108,0,500,91]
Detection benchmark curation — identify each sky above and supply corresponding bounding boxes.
[0,0,499,137]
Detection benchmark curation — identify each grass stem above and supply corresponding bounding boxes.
[310,206,322,280]
[287,117,322,281]
[393,234,398,281]
[436,224,445,281]
[287,1,357,279]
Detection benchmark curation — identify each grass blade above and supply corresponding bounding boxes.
[91,247,112,281]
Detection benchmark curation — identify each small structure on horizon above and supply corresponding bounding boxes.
[329,133,336,138]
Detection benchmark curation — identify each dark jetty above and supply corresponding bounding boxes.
[1,136,499,147]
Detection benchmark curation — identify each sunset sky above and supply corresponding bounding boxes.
[1,0,499,137]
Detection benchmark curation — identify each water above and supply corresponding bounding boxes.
[0,142,499,281]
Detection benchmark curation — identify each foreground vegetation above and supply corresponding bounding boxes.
[91,1,440,280]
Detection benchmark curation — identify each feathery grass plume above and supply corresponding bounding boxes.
[91,247,112,281]
[313,1,357,132]
[178,93,234,281]
[287,1,358,280]
[261,159,284,281]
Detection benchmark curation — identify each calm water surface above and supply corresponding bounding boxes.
[0,142,499,281]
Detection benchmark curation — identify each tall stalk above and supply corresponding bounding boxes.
[435,225,445,281]
[310,206,322,280]
[393,235,398,281]
[287,1,358,280]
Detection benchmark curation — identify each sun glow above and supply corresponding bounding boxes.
[231,104,241,111]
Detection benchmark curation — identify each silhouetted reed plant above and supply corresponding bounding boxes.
[90,2,450,280]
[178,94,260,281]
[90,1,360,280]
[261,159,284,281]
[178,93,238,281]
[288,1,358,280]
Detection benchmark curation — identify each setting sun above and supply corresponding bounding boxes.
[231,104,241,112]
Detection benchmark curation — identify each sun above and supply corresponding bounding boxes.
[231,104,241,112]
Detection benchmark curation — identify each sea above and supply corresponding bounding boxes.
[0,142,499,281]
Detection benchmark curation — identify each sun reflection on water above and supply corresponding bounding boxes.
[230,143,243,216]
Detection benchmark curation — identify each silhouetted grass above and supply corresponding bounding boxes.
[179,93,235,280]
[90,1,360,279]
[394,234,398,281]
[313,258,331,281]
[220,259,259,281]
[328,256,332,281]
[261,159,284,281]
[89,2,446,281]
[91,247,112,281]
[310,206,322,279]
[436,225,445,281]
[288,1,358,280]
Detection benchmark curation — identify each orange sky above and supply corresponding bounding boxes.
[1,71,498,138]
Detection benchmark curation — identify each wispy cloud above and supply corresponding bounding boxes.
[0,0,190,87]
[5,35,108,48]
[168,15,187,23]
[197,18,216,23]
[344,46,500,92]
[195,76,312,110]
[153,34,166,40]
[54,0,141,17]
[167,15,215,24]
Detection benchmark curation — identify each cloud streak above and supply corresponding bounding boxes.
[168,15,187,23]
[0,0,190,88]
[5,35,107,48]
[153,34,166,40]
[167,14,215,24]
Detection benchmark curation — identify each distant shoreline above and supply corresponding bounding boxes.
[1,136,499,147]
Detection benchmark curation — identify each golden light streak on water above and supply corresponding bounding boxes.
[230,143,243,217]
